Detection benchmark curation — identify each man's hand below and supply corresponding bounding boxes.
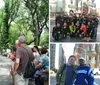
[13,71,17,76]
[35,62,42,69]
[13,58,20,76]
[43,69,49,73]
[9,71,12,76]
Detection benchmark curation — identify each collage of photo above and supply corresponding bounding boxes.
[0,0,100,85]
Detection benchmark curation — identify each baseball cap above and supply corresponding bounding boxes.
[79,57,85,61]
[18,36,26,43]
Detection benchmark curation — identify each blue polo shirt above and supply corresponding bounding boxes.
[65,65,73,85]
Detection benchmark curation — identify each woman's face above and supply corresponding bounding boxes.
[88,22,90,25]
[33,47,37,52]
[82,23,84,27]
[64,23,67,26]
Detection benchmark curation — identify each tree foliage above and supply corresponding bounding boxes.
[0,0,49,51]
[24,0,49,45]
[1,0,20,49]
[39,30,49,47]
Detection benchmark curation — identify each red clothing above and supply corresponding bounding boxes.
[13,52,16,57]
[81,26,87,34]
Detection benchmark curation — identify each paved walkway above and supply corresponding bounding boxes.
[0,55,12,85]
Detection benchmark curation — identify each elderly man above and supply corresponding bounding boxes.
[13,36,34,85]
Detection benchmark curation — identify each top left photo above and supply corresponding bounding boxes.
[0,0,49,85]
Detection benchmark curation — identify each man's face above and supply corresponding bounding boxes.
[15,44,19,48]
[77,21,79,24]
[92,20,94,23]
[57,23,60,27]
[82,23,84,27]
[18,41,21,46]
[68,57,75,65]
[72,22,74,26]
[79,59,85,66]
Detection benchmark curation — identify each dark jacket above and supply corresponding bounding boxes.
[56,63,78,85]
[74,65,94,85]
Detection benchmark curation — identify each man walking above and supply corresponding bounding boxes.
[13,36,34,85]
[74,57,94,85]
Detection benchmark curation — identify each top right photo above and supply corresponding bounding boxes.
[50,0,100,42]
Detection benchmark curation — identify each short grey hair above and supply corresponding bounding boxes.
[18,36,26,43]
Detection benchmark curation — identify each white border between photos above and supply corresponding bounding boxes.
[49,0,50,85]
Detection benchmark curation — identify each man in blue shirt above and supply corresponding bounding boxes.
[56,55,77,85]
[74,57,94,85]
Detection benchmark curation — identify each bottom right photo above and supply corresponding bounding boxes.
[50,43,100,85]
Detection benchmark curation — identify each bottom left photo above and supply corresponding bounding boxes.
[0,36,49,85]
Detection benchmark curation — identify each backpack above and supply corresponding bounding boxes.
[21,46,35,78]
[57,64,77,85]
[56,63,66,84]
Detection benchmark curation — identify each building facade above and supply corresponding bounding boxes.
[74,44,100,68]
[50,44,64,69]
[50,0,97,15]
[50,0,77,13]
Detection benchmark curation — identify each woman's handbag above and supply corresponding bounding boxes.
[40,72,49,82]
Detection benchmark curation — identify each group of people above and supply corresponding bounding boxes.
[56,55,94,85]
[9,36,49,85]
[52,13,99,41]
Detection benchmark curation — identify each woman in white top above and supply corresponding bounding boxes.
[32,46,40,66]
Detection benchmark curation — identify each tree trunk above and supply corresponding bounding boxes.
[34,30,41,46]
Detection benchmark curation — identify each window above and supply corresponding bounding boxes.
[88,45,95,51]
[70,0,73,4]
[91,45,95,51]
[89,57,91,60]
[89,46,91,51]
[95,57,97,61]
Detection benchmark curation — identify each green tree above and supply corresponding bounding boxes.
[1,0,20,49]
[24,0,49,45]
[39,30,49,47]
[0,8,4,50]
[0,0,49,51]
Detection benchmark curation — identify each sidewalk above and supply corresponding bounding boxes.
[0,55,12,85]
[50,73,56,85]
[0,55,36,85]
